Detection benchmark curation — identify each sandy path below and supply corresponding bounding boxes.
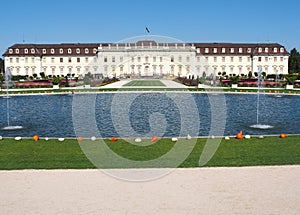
[0,166,299,215]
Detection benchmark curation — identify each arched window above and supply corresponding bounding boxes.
[76,48,80,54]
[51,49,55,54]
[60,48,64,54]
[24,49,28,54]
[42,49,47,54]
[85,48,89,54]
[68,48,72,54]
[31,48,35,54]
[9,49,13,54]
[15,49,19,54]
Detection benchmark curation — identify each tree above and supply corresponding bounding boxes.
[83,75,91,85]
[52,77,61,85]
[248,71,253,78]
[65,76,69,87]
[39,72,46,79]
[33,73,38,79]
[0,73,3,86]
[288,48,300,74]
[229,75,239,84]
[0,58,4,74]
[285,74,297,85]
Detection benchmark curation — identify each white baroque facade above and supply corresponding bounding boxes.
[3,41,289,78]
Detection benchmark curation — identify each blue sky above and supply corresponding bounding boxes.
[1,0,300,55]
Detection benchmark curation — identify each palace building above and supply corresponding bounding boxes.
[3,41,289,78]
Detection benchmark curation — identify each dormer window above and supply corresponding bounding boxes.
[247,48,251,53]
[274,47,278,53]
[60,48,64,54]
[239,48,243,53]
[85,48,89,54]
[76,48,80,54]
[51,49,55,54]
[31,48,35,54]
[68,48,72,54]
[9,49,13,54]
[93,48,97,54]
[230,48,234,53]
[280,47,284,53]
[42,49,46,54]
[24,49,28,54]
[205,48,209,53]
[258,47,262,53]
[222,48,226,53]
[213,48,217,53]
[265,47,268,53]
[15,49,19,54]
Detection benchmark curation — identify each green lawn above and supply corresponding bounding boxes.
[0,136,299,169]
[123,80,166,87]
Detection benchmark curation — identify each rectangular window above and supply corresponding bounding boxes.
[214,57,217,62]
[160,57,163,62]
[120,56,123,62]
[171,56,174,62]
[112,56,115,63]
[178,56,182,62]
[197,57,200,62]
[153,56,156,62]
[9,58,13,63]
[42,58,46,63]
[258,57,262,62]
[205,57,208,62]
[60,58,63,63]
[85,57,89,63]
[239,57,242,62]
[138,57,141,62]
[280,57,283,62]
[274,57,277,62]
[51,58,54,63]
[25,57,28,63]
[231,57,234,62]
[265,57,268,62]
[68,57,71,63]
[247,57,250,62]
[213,48,217,53]
[205,48,209,53]
[77,58,80,63]
[32,57,35,63]
[104,57,107,63]
[222,57,225,62]
[16,58,19,63]
[186,56,190,62]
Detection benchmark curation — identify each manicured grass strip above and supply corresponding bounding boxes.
[0,136,299,169]
[0,139,95,169]
[123,80,166,87]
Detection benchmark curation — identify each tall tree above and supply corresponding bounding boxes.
[0,58,4,73]
[288,48,300,74]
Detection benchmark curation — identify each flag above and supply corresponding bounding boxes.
[146,27,150,33]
